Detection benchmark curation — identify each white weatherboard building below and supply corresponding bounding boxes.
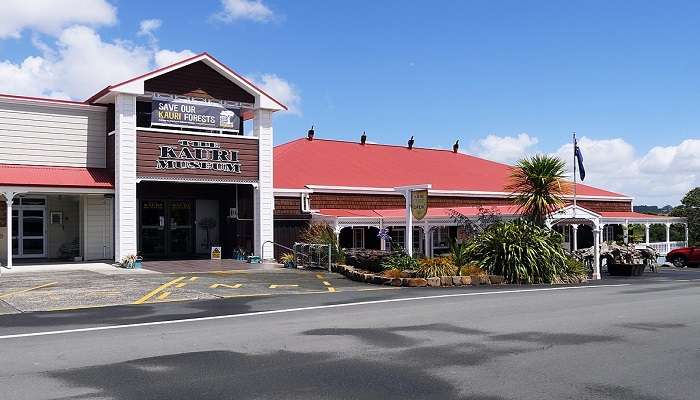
[0,53,284,268]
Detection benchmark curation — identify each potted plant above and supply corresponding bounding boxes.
[120,254,137,269]
[280,253,296,268]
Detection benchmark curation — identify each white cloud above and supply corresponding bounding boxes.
[472,133,539,163]
[154,49,197,68]
[554,137,700,205]
[247,73,301,115]
[214,0,275,23]
[0,0,116,39]
[137,19,162,45]
[0,24,199,100]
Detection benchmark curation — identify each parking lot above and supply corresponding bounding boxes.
[0,267,390,314]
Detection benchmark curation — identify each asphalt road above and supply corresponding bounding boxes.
[1,271,699,400]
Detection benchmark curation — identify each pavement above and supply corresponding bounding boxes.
[0,268,699,399]
[0,262,387,313]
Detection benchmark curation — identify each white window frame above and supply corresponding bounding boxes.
[12,196,48,258]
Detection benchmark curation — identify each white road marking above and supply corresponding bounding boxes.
[0,284,631,340]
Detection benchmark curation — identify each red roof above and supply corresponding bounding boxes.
[0,164,113,189]
[598,211,670,219]
[274,138,628,198]
[317,205,521,219]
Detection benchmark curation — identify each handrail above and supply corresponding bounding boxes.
[261,240,296,261]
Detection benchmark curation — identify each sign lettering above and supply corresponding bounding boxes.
[156,140,242,174]
[411,189,428,220]
[152,96,240,131]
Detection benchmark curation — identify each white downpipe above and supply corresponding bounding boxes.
[405,193,413,257]
[592,226,601,280]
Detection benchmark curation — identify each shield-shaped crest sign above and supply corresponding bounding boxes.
[411,189,428,220]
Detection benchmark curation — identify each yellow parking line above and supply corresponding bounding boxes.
[189,277,199,281]
[327,287,336,292]
[316,274,325,280]
[209,283,242,289]
[157,291,171,300]
[322,281,332,286]
[133,276,186,304]
[175,282,187,288]
[0,282,58,299]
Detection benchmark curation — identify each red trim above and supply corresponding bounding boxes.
[0,93,106,108]
[0,164,114,189]
[85,52,288,110]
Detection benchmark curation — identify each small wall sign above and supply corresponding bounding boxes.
[411,189,428,220]
[211,246,222,260]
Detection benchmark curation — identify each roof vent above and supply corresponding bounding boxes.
[307,125,315,141]
[407,136,414,149]
[453,139,459,153]
[360,131,367,145]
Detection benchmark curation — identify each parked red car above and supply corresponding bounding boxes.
[666,247,700,268]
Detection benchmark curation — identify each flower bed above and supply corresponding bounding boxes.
[331,264,505,287]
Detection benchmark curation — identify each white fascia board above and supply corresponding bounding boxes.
[101,54,286,112]
[274,188,313,196]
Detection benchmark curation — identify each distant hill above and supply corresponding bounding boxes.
[634,205,674,215]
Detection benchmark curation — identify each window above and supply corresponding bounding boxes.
[432,227,451,249]
[390,228,405,251]
[352,228,365,248]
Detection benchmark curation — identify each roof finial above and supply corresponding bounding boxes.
[360,131,367,145]
[307,125,315,141]
[408,135,414,149]
[453,139,459,153]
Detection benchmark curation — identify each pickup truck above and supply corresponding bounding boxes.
[665,246,700,268]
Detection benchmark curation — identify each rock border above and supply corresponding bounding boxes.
[331,264,506,287]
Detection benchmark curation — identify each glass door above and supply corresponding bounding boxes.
[141,200,166,258]
[12,198,47,258]
[167,201,193,257]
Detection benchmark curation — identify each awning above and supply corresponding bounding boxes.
[0,164,114,190]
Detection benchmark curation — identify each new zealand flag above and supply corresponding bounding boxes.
[574,139,586,181]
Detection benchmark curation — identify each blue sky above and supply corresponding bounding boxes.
[0,0,698,205]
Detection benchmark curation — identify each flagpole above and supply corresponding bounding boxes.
[573,132,577,216]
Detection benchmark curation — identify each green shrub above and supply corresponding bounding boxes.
[416,257,458,278]
[449,240,471,274]
[554,257,588,284]
[299,222,345,264]
[465,219,567,284]
[382,253,419,271]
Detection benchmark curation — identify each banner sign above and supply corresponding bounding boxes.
[152,96,240,131]
[157,139,241,173]
[411,189,428,220]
